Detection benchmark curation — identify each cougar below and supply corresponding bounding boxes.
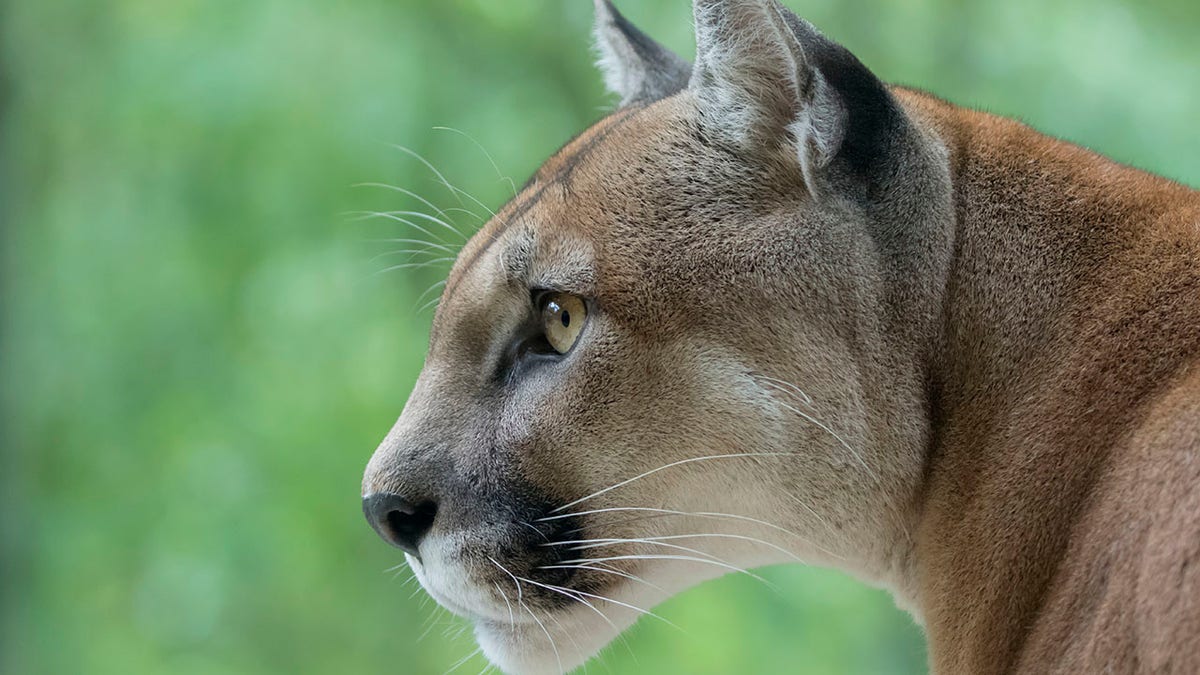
[362,1,1200,672]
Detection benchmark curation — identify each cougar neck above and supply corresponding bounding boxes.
[897,88,1200,671]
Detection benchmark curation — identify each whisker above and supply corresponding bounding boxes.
[551,537,735,567]
[557,532,806,564]
[788,494,842,543]
[517,575,641,672]
[360,209,467,243]
[514,574,621,636]
[442,646,482,675]
[543,506,843,561]
[349,211,455,247]
[519,575,681,632]
[759,380,880,486]
[489,557,563,675]
[392,144,468,209]
[413,279,448,316]
[562,537,783,585]
[417,604,450,643]
[351,182,473,237]
[557,554,778,592]
[433,126,519,199]
[543,611,593,675]
[549,452,796,514]
[374,258,456,276]
[750,372,813,406]
[390,145,510,245]
[443,206,485,224]
[369,243,453,264]
[492,581,516,637]
[417,293,444,315]
[368,246,448,262]
[445,622,470,641]
[519,520,552,542]
[367,237,459,256]
[537,563,666,593]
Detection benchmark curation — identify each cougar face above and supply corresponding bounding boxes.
[364,1,955,672]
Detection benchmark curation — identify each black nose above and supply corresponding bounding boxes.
[362,493,437,558]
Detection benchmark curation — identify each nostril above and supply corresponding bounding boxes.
[385,503,437,551]
[363,493,438,558]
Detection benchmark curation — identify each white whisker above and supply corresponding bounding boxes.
[551,537,743,571]
[443,206,485,224]
[417,604,449,643]
[519,520,552,542]
[557,554,778,592]
[433,126,519,199]
[520,575,680,631]
[367,236,458,256]
[375,209,467,243]
[374,258,456,276]
[392,144,468,209]
[391,145,510,241]
[417,294,443,315]
[759,380,880,486]
[413,279,448,315]
[351,182,472,237]
[543,610,593,675]
[492,581,516,637]
[514,574,621,636]
[557,532,806,564]
[369,243,451,264]
[368,247,444,256]
[549,452,796,514]
[543,506,842,560]
[538,563,665,592]
[751,372,813,406]
[489,557,563,675]
[442,647,481,675]
[788,494,842,543]
[350,211,454,246]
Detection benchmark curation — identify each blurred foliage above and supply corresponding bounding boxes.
[1,0,1196,674]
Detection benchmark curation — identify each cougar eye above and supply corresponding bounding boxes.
[539,292,587,354]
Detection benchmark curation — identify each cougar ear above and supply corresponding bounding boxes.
[593,0,692,106]
[690,0,851,184]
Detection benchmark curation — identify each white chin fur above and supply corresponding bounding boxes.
[475,616,619,675]
[471,561,720,674]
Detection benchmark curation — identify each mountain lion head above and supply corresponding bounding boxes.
[363,1,956,672]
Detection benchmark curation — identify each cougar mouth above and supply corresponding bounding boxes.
[403,510,672,675]
[403,512,596,621]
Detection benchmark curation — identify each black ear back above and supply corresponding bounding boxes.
[594,0,691,106]
[776,9,906,182]
[593,0,909,189]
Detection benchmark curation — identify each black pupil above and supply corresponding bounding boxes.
[560,310,571,328]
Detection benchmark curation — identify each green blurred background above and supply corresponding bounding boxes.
[1,0,1196,673]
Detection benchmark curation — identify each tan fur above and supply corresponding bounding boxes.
[362,4,1199,673]
[898,88,1200,674]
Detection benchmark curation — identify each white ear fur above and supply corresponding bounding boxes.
[593,0,691,106]
[690,0,846,180]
